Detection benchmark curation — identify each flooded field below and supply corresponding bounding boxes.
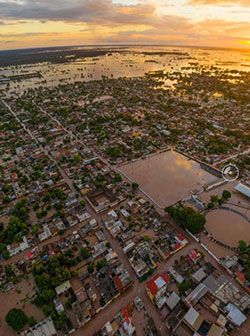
[119,150,219,207]
[205,209,250,247]
[1,46,250,97]
[0,277,44,336]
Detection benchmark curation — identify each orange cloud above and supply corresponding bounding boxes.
[0,0,249,49]
[189,0,250,5]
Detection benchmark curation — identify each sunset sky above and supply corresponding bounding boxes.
[0,0,249,50]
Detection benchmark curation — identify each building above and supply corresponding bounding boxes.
[234,183,250,198]
[146,273,170,309]
[21,317,57,336]
[183,307,225,336]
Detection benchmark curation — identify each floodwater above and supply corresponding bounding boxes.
[0,277,44,336]
[205,209,250,247]
[1,45,250,96]
[119,150,219,207]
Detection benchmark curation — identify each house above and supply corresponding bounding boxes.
[55,280,71,296]
[188,249,202,264]
[146,273,170,308]
[166,292,181,310]
[183,307,225,336]
[225,303,247,327]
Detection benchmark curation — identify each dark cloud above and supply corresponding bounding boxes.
[0,0,149,23]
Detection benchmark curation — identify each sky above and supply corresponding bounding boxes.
[0,0,249,50]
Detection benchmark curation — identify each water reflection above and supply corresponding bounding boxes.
[119,150,220,207]
[1,46,249,96]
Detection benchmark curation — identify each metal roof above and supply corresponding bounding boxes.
[235,183,250,198]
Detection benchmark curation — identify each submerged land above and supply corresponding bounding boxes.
[0,45,249,336]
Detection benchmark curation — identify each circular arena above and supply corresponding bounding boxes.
[205,209,250,248]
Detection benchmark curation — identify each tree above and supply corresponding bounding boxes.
[113,173,122,183]
[41,289,56,301]
[222,190,231,201]
[132,182,139,191]
[238,240,248,253]
[27,316,37,327]
[178,279,191,296]
[105,242,111,249]
[237,241,250,282]
[87,263,94,274]
[106,146,122,159]
[11,199,29,221]
[210,195,219,204]
[6,308,27,331]
[73,154,81,164]
[96,258,107,271]
[4,216,28,244]
[165,204,206,234]
[0,243,6,253]
[100,297,106,307]
[2,250,10,260]
[80,247,90,259]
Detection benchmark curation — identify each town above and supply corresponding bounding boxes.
[0,46,249,336]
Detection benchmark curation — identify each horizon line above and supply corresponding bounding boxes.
[1,43,250,53]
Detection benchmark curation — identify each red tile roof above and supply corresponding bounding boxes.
[113,275,123,292]
[173,242,181,251]
[236,272,245,283]
[177,233,185,241]
[146,273,170,296]
[188,249,200,261]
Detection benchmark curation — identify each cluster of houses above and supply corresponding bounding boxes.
[103,198,188,281]
[1,63,249,336]
[94,306,136,336]
[94,301,160,336]
[221,255,250,294]
[13,67,249,169]
[145,249,250,336]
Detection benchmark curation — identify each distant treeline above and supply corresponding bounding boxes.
[0,46,113,66]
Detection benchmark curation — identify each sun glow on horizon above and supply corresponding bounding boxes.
[0,0,249,50]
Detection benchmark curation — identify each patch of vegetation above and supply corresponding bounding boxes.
[238,241,250,282]
[166,204,206,234]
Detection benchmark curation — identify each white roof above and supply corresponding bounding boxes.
[22,317,57,336]
[235,183,250,198]
[55,280,71,295]
[108,210,118,218]
[105,322,113,333]
[155,277,166,289]
[123,241,135,253]
[184,307,200,327]
[226,303,247,326]
[166,292,180,310]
